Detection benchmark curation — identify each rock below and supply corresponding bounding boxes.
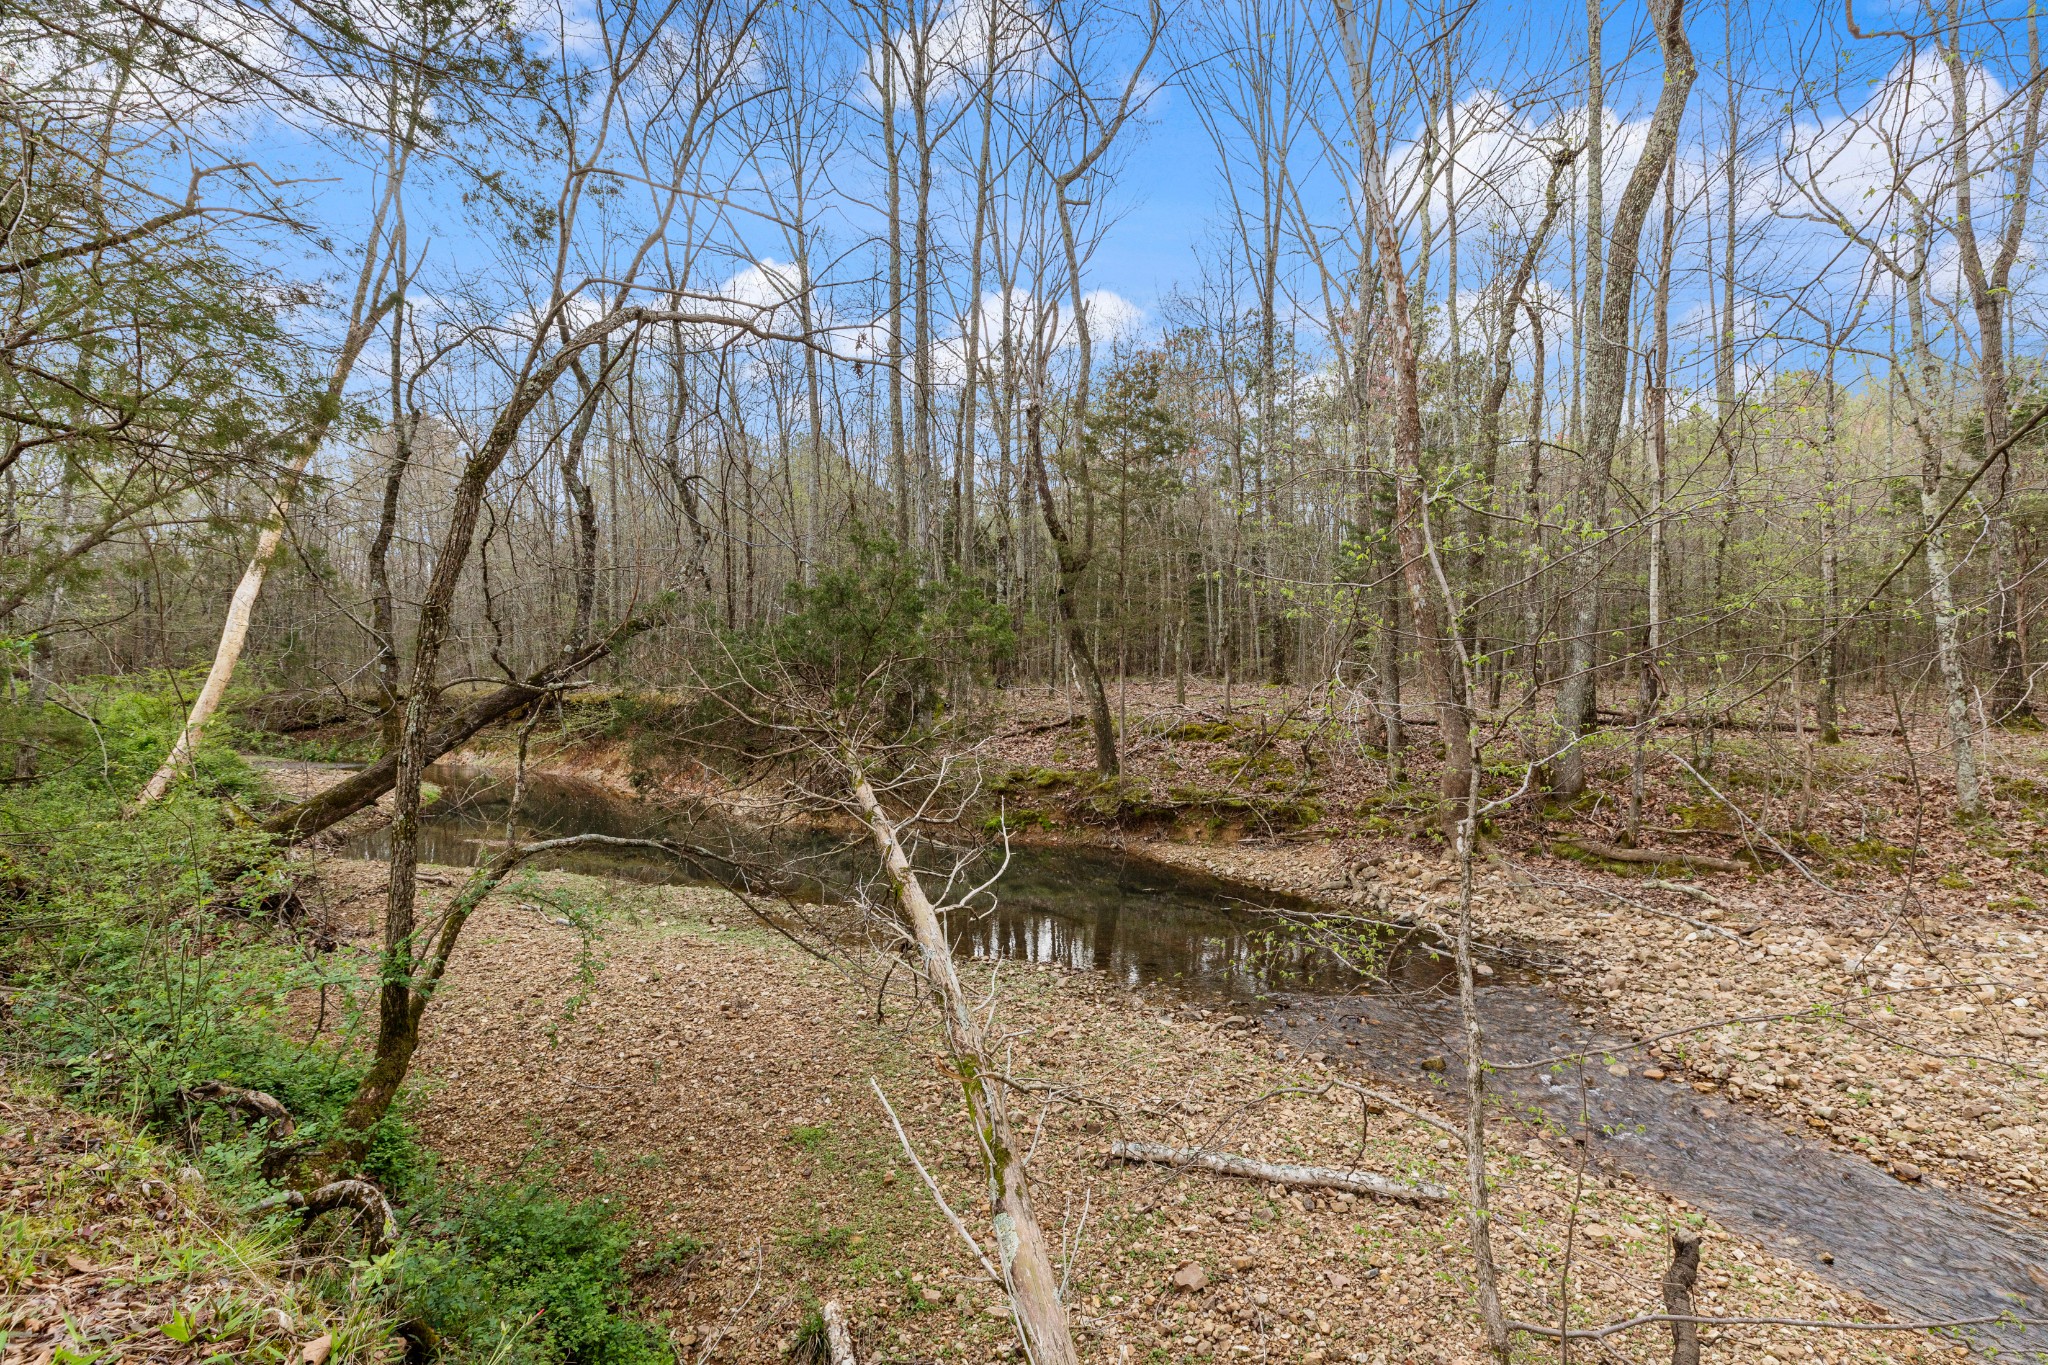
[1170,1262,1210,1292]
[1642,1068,1667,1080]
[1894,1162,1924,1182]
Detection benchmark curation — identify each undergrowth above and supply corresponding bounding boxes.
[0,682,677,1363]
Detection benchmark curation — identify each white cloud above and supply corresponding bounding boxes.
[1774,49,2009,244]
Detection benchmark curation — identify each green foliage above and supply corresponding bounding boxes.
[788,1304,830,1363]
[635,1233,706,1278]
[752,533,1013,733]
[394,1178,669,1365]
[0,680,674,1365]
[1086,350,1189,500]
[786,1123,833,1152]
[683,534,1013,763]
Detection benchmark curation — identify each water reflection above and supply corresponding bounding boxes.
[345,766,1484,1002]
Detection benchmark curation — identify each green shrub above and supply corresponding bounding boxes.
[395,1177,669,1365]
[1,679,673,1365]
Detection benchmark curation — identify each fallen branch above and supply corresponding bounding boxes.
[1641,879,1731,909]
[247,1179,397,1253]
[870,1078,1003,1286]
[1663,1230,1703,1365]
[1108,1140,1450,1202]
[1553,837,1746,874]
[821,1301,858,1365]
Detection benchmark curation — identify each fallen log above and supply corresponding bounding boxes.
[822,1301,858,1365]
[1554,837,1747,874]
[1108,1140,1450,1203]
[261,610,659,843]
[178,1081,295,1139]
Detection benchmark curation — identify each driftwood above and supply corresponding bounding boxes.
[1555,837,1747,874]
[1108,1140,1450,1203]
[821,1300,858,1365]
[247,1179,398,1253]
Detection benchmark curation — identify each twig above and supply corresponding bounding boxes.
[869,1078,1004,1284]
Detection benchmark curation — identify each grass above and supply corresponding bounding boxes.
[1,1077,392,1365]
[786,1224,862,1260]
[0,681,684,1365]
[786,1123,833,1152]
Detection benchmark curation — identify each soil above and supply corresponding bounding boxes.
[283,774,1972,1363]
[416,679,2048,1220]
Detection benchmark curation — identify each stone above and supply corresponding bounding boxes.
[1642,1068,1667,1080]
[1171,1262,1210,1292]
[1894,1162,1924,1182]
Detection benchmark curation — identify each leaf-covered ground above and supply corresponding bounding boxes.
[292,850,1932,1364]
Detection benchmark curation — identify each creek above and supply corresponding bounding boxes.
[346,765,2048,1359]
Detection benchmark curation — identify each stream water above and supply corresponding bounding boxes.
[347,765,2048,1358]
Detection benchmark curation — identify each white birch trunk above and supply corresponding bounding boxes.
[135,455,311,807]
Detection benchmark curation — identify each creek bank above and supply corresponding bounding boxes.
[1126,835,2048,1223]
[303,758,2048,1357]
[291,846,1906,1365]
[316,716,2048,1222]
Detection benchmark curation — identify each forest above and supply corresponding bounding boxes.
[6,0,2048,1361]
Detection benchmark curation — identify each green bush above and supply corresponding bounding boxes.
[396,1177,669,1365]
[0,679,675,1364]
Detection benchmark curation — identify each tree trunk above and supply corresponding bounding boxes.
[1551,0,1695,800]
[1944,6,2044,726]
[136,135,411,806]
[1026,395,1118,776]
[847,761,1079,1365]
[1818,339,1842,743]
